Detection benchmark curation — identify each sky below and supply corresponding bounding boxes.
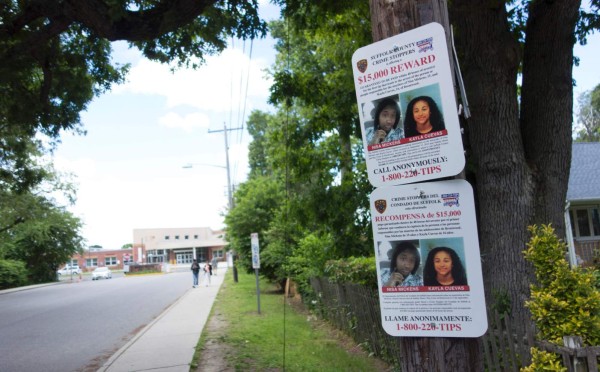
[52,5,600,250]
[53,1,280,249]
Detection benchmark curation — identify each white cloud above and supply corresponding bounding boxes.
[53,156,98,180]
[54,163,230,248]
[114,48,273,113]
[158,112,210,132]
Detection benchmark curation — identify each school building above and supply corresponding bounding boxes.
[63,227,228,272]
[132,227,228,269]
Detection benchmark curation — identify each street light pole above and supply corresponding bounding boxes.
[182,161,231,207]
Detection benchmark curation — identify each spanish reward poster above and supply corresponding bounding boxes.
[352,22,464,188]
[370,179,487,338]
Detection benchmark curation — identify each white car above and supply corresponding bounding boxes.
[57,266,81,276]
[92,267,112,280]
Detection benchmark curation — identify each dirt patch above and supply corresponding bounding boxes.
[192,308,235,372]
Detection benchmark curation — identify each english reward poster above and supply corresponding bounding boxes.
[352,23,465,188]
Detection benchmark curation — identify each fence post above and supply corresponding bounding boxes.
[563,336,587,372]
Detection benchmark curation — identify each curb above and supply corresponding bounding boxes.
[97,287,193,371]
[0,281,65,295]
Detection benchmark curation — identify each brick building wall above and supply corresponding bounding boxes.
[68,249,133,272]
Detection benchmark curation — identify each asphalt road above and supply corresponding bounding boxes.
[0,270,193,372]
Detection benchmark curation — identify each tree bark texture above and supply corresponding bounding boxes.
[450,0,533,330]
[369,1,482,370]
[369,0,453,74]
[450,0,581,332]
[520,0,580,238]
[400,337,483,372]
[370,0,449,40]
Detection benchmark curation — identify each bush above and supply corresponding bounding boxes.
[521,347,566,372]
[0,259,29,289]
[524,224,600,346]
[127,263,162,274]
[324,256,377,289]
[284,232,335,297]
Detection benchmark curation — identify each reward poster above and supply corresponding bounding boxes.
[352,23,464,187]
[370,180,486,337]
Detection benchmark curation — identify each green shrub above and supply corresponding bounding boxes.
[0,259,29,289]
[592,269,600,290]
[524,224,600,346]
[284,232,334,297]
[521,347,566,372]
[323,256,377,289]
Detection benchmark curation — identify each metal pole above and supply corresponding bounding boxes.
[255,268,261,314]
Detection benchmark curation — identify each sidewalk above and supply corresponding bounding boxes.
[98,267,226,372]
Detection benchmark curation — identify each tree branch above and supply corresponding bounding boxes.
[0,217,25,234]
[63,0,219,41]
[2,0,219,57]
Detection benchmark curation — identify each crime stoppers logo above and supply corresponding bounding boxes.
[357,59,368,73]
[441,193,460,207]
[417,37,433,53]
[374,199,387,214]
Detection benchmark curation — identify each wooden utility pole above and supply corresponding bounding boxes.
[209,123,242,282]
[368,1,482,370]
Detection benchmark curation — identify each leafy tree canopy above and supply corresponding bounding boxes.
[0,0,266,183]
[226,4,375,286]
[575,83,600,141]
[257,0,600,331]
[0,153,84,284]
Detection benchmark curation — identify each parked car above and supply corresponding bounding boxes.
[92,267,112,280]
[57,266,81,276]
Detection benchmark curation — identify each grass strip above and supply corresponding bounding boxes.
[192,270,389,371]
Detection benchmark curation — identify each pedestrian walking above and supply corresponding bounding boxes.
[191,259,200,288]
[202,263,211,286]
[211,256,218,276]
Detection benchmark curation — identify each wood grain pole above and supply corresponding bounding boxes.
[369,1,482,370]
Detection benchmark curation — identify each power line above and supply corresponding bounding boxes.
[227,37,255,187]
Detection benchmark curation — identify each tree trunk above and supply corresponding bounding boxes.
[520,0,580,237]
[450,0,534,331]
[400,338,482,372]
[450,0,580,332]
[369,1,483,370]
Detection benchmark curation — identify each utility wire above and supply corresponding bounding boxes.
[236,39,246,143]
[229,36,235,142]
[232,37,255,185]
[240,39,254,139]
[226,36,254,188]
[282,12,291,371]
